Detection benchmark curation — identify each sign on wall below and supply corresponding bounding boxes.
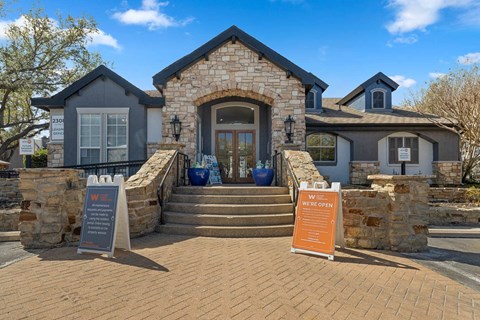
[398,148,411,162]
[19,138,35,155]
[291,182,343,261]
[51,114,64,140]
[78,175,130,258]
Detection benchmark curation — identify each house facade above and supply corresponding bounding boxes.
[32,26,461,185]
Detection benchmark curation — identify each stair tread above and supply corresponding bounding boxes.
[161,223,294,229]
[167,202,292,207]
[164,212,293,218]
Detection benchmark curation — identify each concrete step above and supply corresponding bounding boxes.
[164,212,294,226]
[169,194,292,204]
[157,223,294,237]
[0,231,20,242]
[165,202,294,215]
[173,186,289,196]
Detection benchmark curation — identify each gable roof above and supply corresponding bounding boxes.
[153,25,328,92]
[31,65,165,111]
[336,72,399,106]
[306,98,451,127]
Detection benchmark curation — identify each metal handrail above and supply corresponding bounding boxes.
[61,160,146,178]
[272,150,300,223]
[156,151,190,224]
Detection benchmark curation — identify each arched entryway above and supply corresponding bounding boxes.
[197,97,272,183]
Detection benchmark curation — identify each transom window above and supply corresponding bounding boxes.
[79,112,128,164]
[388,136,419,164]
[216,106,254,124]
[372,90,386,109]
[307,133,336,162]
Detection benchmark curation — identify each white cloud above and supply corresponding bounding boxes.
[389,75,417,88]
[0,15,120,49]
[112,0,193,30]
[386,34,418,47]
[386,0,473,34]
[458,52,480,65]
[88,30,121,50]
[429,72,447,79]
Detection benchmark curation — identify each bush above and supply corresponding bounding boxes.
[465,187,480,204]
[29,148,48,168]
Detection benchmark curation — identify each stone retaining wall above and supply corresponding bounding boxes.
[432,161,462,186]
[343,175,430,252]
[283,150,324,188]
[0,208,20,231]
[428,187,467,203]
[428,204,480,226]
[18,149,179,248]
[0,178,22,206]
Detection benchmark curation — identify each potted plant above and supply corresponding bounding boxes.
[188,162,210,186]
[252,160,274,186]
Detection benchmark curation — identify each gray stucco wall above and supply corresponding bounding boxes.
[63,77,148,166]
[307,127,460,162]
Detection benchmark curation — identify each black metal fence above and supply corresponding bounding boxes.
[0,170,19,179]
[61,160,146,178]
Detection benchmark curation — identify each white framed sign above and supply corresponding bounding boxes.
[398,148,411,162]
[19,138,35,155]
[51,114,64,140]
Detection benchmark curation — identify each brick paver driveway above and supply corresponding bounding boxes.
[1,234,479,319]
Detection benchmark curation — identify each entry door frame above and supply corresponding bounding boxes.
[215,130,256,183]
[210,101,260,161]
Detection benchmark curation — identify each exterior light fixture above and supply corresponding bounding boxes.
[284,114,295,143]
[170,115,182,141]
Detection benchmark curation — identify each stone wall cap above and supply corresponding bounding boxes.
[368,174,436,181]
[432,161,462,164]
[18,168,83,173]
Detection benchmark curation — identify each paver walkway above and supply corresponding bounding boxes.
[0,234,479,319]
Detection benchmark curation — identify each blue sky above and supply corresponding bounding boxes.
[1,0,480,104]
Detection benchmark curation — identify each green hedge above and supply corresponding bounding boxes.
[24,148,48,168]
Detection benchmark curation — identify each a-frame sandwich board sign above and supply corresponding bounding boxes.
[77,175,131,258]
[291,182,344,261]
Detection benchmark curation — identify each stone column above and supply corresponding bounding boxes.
[350,161,380,185]
[47,142,64,167]
[432,161,462,186]
[368,175,433,252]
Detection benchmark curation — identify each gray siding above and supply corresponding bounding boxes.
[64,77,147,166]
[307,127,460,162]
[364,82,393,111]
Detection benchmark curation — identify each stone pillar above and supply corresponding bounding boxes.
[432,161,462,186]
[47,142,64,167]
[368,175,432,252]
[18,169,85,248]
[350,161,380,185]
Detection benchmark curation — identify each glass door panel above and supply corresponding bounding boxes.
[215,130,255,183]
[216,131,234,183]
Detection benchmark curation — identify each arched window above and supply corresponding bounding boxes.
[372,89,386,109]
[306,89,317,109]
[306,133,336,162]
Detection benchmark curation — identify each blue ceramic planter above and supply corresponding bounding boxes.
[188,168,210,186]
[252,168,274,186]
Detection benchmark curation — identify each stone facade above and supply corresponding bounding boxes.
[429,187,467,203]
[343,175,430,252]
[18,169,86,248]
[47,142,64,167]
[0,178,22,207]
[349,161,380,185]
[283,150,324,188]
[162,41,306,160]
[432,161,462,186]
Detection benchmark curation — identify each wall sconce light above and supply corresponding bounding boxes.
[284,114,295,143]
[170,115,182,141]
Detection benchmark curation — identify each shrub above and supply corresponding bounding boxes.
[31,148,48,168]
[465,187,480,204]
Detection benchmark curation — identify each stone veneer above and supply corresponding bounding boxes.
[0,178,22,206]
[162,41,306,160]
[432,161,462,186]
[47,142,64,167]
[428,204,480,226]
[349,161,380,185]
[18,149,179,248]
[283,150,324,188]
[0,208,20,231]
[429,187,467,203]
[343,175,431,252]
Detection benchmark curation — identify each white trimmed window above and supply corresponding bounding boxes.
[372,89,386,109]
[388,136,419,164]
[307,133,336,162]
[78,109,128,164]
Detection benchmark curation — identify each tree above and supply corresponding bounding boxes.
[0,7,104,162]
[405,65,480,182]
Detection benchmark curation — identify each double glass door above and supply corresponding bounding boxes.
[215,130,255,183]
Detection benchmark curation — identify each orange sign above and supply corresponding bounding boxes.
[291,190,339,259]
